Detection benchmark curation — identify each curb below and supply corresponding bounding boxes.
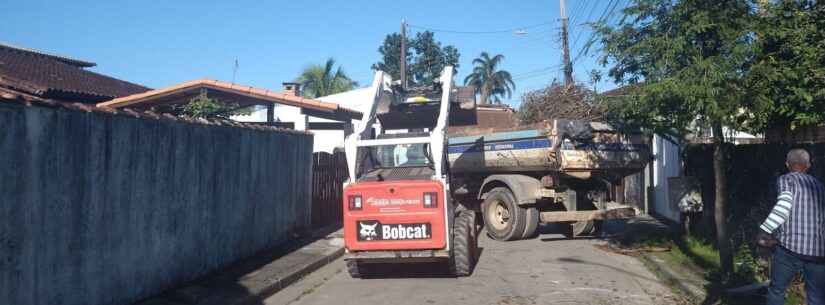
[235,246,345,305]
[639,252,706,302]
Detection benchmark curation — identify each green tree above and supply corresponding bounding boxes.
[464,52,515,104]
[178,89,252,118]
[296,58,358,98]
[371,31,460,85]
[594,0,756,277]
[747,0,825,132]
[372,33,408,83]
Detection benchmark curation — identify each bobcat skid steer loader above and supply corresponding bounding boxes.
[341,66,477,277]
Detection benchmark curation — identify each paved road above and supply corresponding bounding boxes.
[265,225,678,305]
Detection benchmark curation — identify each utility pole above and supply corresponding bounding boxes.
[560,0,574,85]
[400,18,407,90]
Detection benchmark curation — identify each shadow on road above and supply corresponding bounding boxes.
[134,224,344,305]
[359,247,486,279]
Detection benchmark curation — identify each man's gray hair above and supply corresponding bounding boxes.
[787,148,811,166]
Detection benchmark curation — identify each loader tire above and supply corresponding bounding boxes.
[449,210,476,277]
[346,259,368,278]
[482,187,526,241]
[520,206,539,239]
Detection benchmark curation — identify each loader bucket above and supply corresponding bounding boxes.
[376,85,477,130]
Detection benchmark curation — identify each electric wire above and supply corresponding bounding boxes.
[407,21,554,35]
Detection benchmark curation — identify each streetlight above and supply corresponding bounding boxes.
[516,29,574,84]
[515,30,563,54]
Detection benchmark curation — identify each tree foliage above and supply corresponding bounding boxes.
[593,0,757,277]
[296,58,358,98]
[594,0,754,138]
[518,81,604,125]
[464,52,516,104]
[372,31,460,85]
[747,0,825,131]
[178,89,252,118]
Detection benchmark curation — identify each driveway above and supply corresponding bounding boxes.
[265,224,678,305]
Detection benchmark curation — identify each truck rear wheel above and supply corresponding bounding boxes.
[482,187,526,241]
[449,210,476,277]
[520,206,539,239]
[557,220,595,238]
[346,259,368,278]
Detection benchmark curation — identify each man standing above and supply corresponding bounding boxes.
[758,149,825,305]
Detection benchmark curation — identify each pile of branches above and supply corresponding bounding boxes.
[518,81,606,125]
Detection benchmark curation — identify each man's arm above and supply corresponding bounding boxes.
[759,176,794,234]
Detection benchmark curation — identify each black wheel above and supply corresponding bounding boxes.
[557,220,595,238]
[482,187,526,241]
[588,182,609,235]
[591,220,604,235]
[449,210,476,277]
[346,259,368,278]
[520,206,539,239]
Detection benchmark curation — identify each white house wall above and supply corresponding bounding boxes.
[232,87,374,153]
[651,134,681,222]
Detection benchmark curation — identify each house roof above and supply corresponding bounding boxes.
[96,79,362,121]
[0,43,151,102]
[0,41,97,68]
[0,88,311,136]
[601,84,642,98]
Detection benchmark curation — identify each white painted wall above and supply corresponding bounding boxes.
[650,134,681,222]
[232,87,374,153]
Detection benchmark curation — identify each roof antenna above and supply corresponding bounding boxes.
[232,60,239,84]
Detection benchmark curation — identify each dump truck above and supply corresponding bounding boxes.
[342,68,650,278]
[447,120,650,240]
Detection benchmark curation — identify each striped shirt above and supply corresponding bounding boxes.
[760,172,825,258]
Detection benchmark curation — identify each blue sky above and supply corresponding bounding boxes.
[3,0,627,108]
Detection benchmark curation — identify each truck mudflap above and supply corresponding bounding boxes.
[538,206,637,224]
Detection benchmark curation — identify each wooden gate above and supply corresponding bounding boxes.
[311,152,348,229]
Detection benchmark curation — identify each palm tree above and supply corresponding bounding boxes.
[464,52,515,104]
[296,58,358,98]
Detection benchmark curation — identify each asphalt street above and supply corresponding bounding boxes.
[264,224,679,305]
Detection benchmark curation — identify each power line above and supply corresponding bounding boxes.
[407,21,553,35]
[513,64,565,78]
[513,68,565,81]
[571,0,601,50]
[570,0,623,65]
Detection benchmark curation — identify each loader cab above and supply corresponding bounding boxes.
[354,138,436,182]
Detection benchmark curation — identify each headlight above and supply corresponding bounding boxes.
[423,192,438,208]
[348,195,362,210]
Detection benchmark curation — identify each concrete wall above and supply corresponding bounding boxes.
[0,105,313,305]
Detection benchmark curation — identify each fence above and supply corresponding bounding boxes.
[683,143,825,250]
[311,152,348,229]
[0,103,314,305]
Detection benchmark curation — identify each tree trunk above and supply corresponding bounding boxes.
[480,86,489,105]
[711,120,734,278]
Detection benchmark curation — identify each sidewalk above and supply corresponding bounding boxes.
[603,214,709,303]
[136,224,345,305]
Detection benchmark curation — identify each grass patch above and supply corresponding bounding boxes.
[625,235,805,305]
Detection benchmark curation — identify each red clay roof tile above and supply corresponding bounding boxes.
[95,79,362,119]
